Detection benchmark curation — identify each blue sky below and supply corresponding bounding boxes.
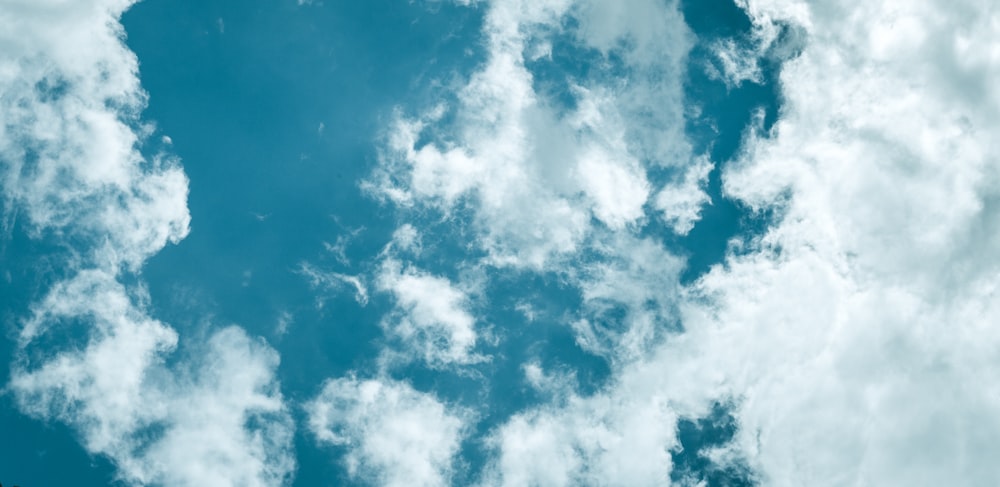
[3,0,1000,486]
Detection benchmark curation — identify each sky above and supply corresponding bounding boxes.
[2,0,1000,486]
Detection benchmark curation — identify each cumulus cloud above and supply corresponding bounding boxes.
[367,0,705,269]
[11,271,295,487]
[458,0,1000,485]
[482,363,680,487]
[685,0,1000,483]
[376,259,482,367]
[306,376,470,487]
[0,0,190,271]
[356,2,715,480]
[1,1,295,485]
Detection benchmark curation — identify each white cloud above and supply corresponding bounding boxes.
[0,0,190,271]
[1,2,295,485]
[572,234,686,359]
[306,376,470,487]
[570,0,695,167]
[482,378,679,487]
[654,155,713,235]
[376,259,482,367]
[679,0,1000,483]
[389,223,422,254]
[367,0,703,270]
[704,38,763,89]
[300,262,370,306]
[11,271,295,487]
[275,310,294,336]
[478,1,1000,485]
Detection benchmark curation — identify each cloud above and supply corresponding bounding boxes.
[1,1,296,485]
[299,262,370,306]
[704,38,763,89]
[10,271,295,487]
[306,376,470,487]
[367,0,704,269]
[0,0,190,271]
[376,259,482,367]
[571,234,686,359]
[410,0,1000,485]
[484,0,1000,484]
[680,0,1000,483]
[654,155,713,235]
[481,362,680,487]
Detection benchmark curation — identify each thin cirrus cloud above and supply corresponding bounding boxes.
[1,1,295,486]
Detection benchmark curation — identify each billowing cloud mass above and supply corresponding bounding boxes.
[1,1,294,485]
[367,0,708,269]
[365,0,1000,486]
[306,376,470,487]
[0,0,190,270]
[687,0,1000,483]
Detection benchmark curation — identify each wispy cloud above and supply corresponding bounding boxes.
[299,262,370,306]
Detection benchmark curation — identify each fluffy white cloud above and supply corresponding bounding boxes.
[686,0,1000,483]
[368,0,705,269]
[376,259,482,367]
[1,1,295,485]
[477,0,1000,486]
[571,234,685,360]
[11,271,295,487]
[481,361,681,487]
[306,376,470,487]
[0,0,190,270]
